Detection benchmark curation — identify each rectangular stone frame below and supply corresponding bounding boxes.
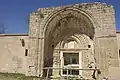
[60,50,82,76]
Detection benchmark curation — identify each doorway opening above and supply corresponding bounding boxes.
[60,50,82,77]
[63,53,79,75]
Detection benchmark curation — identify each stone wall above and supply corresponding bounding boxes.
[28,2,119,76]
[0,2,118,78]
[117,32,120,65]
[0,34,28,74]
[117,32,120,50]
[27,12,44,76]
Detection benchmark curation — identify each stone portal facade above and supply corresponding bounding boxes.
[0,2,120,79]
[28,2,119,77]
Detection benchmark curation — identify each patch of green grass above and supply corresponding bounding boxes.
[0,72,40,80]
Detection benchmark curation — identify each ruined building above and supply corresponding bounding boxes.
[0,2,120,79]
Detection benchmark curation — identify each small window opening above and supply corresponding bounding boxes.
[20,39,25,47]
[25,49,28,56]
[52,45,54,48]
[88,45,91,48]
[63,53,79,75]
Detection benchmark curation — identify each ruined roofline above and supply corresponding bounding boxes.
[116,31,120,33]
[36,2,113,14]
[0,33,28,36]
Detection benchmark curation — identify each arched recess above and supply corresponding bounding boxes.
[50,34,95,76]
[41,7,98,77]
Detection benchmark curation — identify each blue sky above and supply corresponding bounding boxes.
[0,0,119,33]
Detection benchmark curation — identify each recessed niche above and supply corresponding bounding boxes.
[20,39,25,47]
[25,49,28,56]
[88,45,91,48]
[52,45,54,48]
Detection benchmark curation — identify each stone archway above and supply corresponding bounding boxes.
[27,4,119,77]
[43,7,96,77]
